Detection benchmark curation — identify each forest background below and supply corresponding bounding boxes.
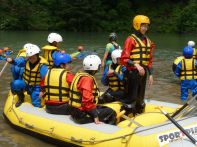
[0,0,197,33]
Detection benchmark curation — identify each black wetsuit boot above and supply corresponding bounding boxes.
[15,91,25,107]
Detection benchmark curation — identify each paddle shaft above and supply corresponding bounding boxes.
[171,103,188,118]
[172,95,197,118]
[160,108,197,145]
[0,62,8,77]
[121,114,143,127]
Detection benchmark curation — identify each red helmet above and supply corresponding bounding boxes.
[0,49,3,55]
[3,47,9,51]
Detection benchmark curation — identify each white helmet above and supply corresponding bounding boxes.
[111,49,122,64]
[83,55,101,70]
[26,44,40,57]
[188,41,195,47]
[23,43,33,50]
[47,33,63,43]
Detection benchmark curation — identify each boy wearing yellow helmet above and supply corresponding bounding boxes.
[121,15,155,115]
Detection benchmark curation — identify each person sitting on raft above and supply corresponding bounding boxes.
[10,43,32,81]
[68,55,117,124]
[175,46,197,103]
[7,44,48,107]
[40,52,74,115]
[99,49,127,104]
[42,32,63,68]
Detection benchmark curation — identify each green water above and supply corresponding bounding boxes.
[0,31,196,146]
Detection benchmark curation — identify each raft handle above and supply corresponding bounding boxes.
[71,137,83,143]
[24,123,34,129]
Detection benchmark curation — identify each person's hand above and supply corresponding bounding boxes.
[121,66,127,73]
[127,60,133,66]
[94,117,103,124]
[107,69,114,76]
[6,57,13,63]
[135,63,145,76]
[39,91,45,98]
[148,75,153,87]
[101,61,105,68]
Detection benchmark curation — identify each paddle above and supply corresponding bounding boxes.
[116,110,143,127]
[0,61,8,78]
[157,107,197,145]
[171,95,197,118]
[122,114,143,127]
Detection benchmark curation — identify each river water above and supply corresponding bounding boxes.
[0,31,196,146]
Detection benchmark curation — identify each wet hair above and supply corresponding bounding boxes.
[109,33,117,42]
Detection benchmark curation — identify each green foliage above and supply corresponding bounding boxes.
[0,0,197,33]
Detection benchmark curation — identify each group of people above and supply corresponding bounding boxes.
[173,41,197,102]
[5,14,155,125]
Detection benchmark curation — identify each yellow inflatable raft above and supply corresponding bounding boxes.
[3,91,197,147]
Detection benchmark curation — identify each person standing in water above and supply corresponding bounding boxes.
[101,32,121,68]
[175,46,197,102]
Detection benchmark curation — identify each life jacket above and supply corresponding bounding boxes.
[180,58,197,80]
[108,65,125,91]
[44,68,70,102]
[23,56,48,86]
[130,34,151,66]
[106,42,120,61]
[69,72,100,108]
[193,48,197,59]
[42,45,58,68]
[172,56,184,73]
[173,56,184,65]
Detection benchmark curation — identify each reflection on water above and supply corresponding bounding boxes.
[0,31,196,146]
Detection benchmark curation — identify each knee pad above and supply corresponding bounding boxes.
[104,92,115,102]
[11,80,26,92]
[98,92,115,104]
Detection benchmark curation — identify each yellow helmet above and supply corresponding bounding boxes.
[133,15,150,30]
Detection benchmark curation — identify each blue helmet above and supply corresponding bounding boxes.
[109,32,117,41]
[54,52,72,66]
[183,46,193,58]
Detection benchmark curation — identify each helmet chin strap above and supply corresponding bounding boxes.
[85,70,97,75]
[134,30,146,40]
